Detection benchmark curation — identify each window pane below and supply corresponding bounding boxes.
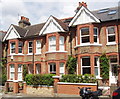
[18,64,22,72]
[83,67,91,74]
[36,64,41,74]
[49,36,56,51]
[82,57,90,66]
[11,42,15,53]
[82,36,90,43]
[81,28,89,36]
[94,28,98,35]
[94,36,97,42]
[19,42,23,47]
[95,67,98,76]
[29,48,33,53]
[29,42,33,47]
[94,58,97,66]
[18,48,22,53]
[108,27,115,34]
[108,35,115,42]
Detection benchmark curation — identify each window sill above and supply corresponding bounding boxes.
[106,43,116,46]
[96,77,102,79]
[45,51,67,54]
[27,53,33,55]
[74,44,102,48]
[7,80,23,82]
[8,54,24,56]
[35,53,41,55]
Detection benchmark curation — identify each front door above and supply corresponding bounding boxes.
[110,64,118,85]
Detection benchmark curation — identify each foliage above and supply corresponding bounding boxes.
[0,58,7,86]
[66,56,77,74]
[100,53,109,80]
[25,74,55,86]
[60,74,96,83]
[23,64,28,81]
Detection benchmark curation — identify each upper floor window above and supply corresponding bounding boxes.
[107,26,116,44]
[10,42,15,54]
[18,42,23,53]
[28,41,33,53]
[94,27,98,43]
[59,36,64,51]
[80,27,90,44]
[49,36,56,51]
[36,40,41,54]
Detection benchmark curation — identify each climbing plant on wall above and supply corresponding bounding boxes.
[100,53,109,80]
[66,56,77,74]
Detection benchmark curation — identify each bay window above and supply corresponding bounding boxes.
[107,26,116,43]
[49,63,56,74]
[36,64,41,74]
[94,27,98,43]
[28,41,33,53]
[59,36,64,51]
[10,42,15,54]
[36,40,41,54]
[94,57,100,77]
[49,36,56,51]
[59,63,65,75]
[18,64,22,81]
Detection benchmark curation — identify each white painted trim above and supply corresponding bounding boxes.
[69,6,100,26]
[52,76,60,79]
[57,82,97,85]
[3,25,21,41]
[74,44,102,48]
[35,53,41,55]
[106,43,116,46]
[27,53,33,55]
[45,51,67,54]
[7,80,23,82]
[39,16,65,35]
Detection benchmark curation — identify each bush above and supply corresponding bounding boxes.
[25,74,55,86]
[60,74,96,83]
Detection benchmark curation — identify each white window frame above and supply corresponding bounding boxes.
[93,27,99,44]
[81,57,91,75]
[59,63,65,75]
[49,36,56,51]
[49,63,56,74]
[28,41,33,54]
[10,42,15,54]
[107,26,116,44]
[10,64,15,80]
[28,64,33,74]
[18,42,23,54]
[18,64,23,81]
[94,57,100,78]
[80,27,90,45]
[36,40,41,54]
[59,36,65,51]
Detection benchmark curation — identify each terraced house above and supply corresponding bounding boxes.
[3,2,120,86]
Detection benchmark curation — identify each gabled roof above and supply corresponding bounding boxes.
[69,6,100,26]
[39,15,68,35]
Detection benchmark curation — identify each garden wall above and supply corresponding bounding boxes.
[26,85,54,97]
[57,82,97,95]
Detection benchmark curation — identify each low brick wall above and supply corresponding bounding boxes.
[57,82,97,95]
[26,85,54,97]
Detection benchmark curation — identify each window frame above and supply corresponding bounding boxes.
[107,26,116,44]
[80,27,90,45]
[59,36,65,51]
[18,41,23,54]
[18,64,23,81]
[36,40,41,54]
[10,42,16,54]
[94,57,100,78]
[59,62,65,75]
[49,36,56,52]
[49,63,56,74]
[81,56,91,75]
[10,64,15,80]
[28,41,33,54]
[93,27,99,44]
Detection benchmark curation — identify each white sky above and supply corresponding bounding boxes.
[0,0,120,31]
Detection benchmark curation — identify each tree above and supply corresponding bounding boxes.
[66,56,77,74]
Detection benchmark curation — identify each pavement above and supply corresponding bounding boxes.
[0,92,111,99]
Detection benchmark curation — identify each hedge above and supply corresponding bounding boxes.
[60,74,97,83]
[25,74,55,86]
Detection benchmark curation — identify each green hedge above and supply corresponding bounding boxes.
[60,74,97,83]
[25,74,55,86]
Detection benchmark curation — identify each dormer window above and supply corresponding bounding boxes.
[80,27,90,44]
[10,42,15,54]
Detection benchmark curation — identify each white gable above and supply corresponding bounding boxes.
[69,6,100,26]
[3,25,21,41]
[39,16,65,35]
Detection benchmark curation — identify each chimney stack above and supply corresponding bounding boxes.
[18,16,31,28]
[75,2,87,13]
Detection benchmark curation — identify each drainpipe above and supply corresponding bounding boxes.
[33,40,35,74]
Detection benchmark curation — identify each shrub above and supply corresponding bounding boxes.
[25,74,55,86]
[60,74,96,83]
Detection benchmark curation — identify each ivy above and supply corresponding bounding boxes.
[23,64,28,81]
[66,56,77,74]
[100,53,109,80]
